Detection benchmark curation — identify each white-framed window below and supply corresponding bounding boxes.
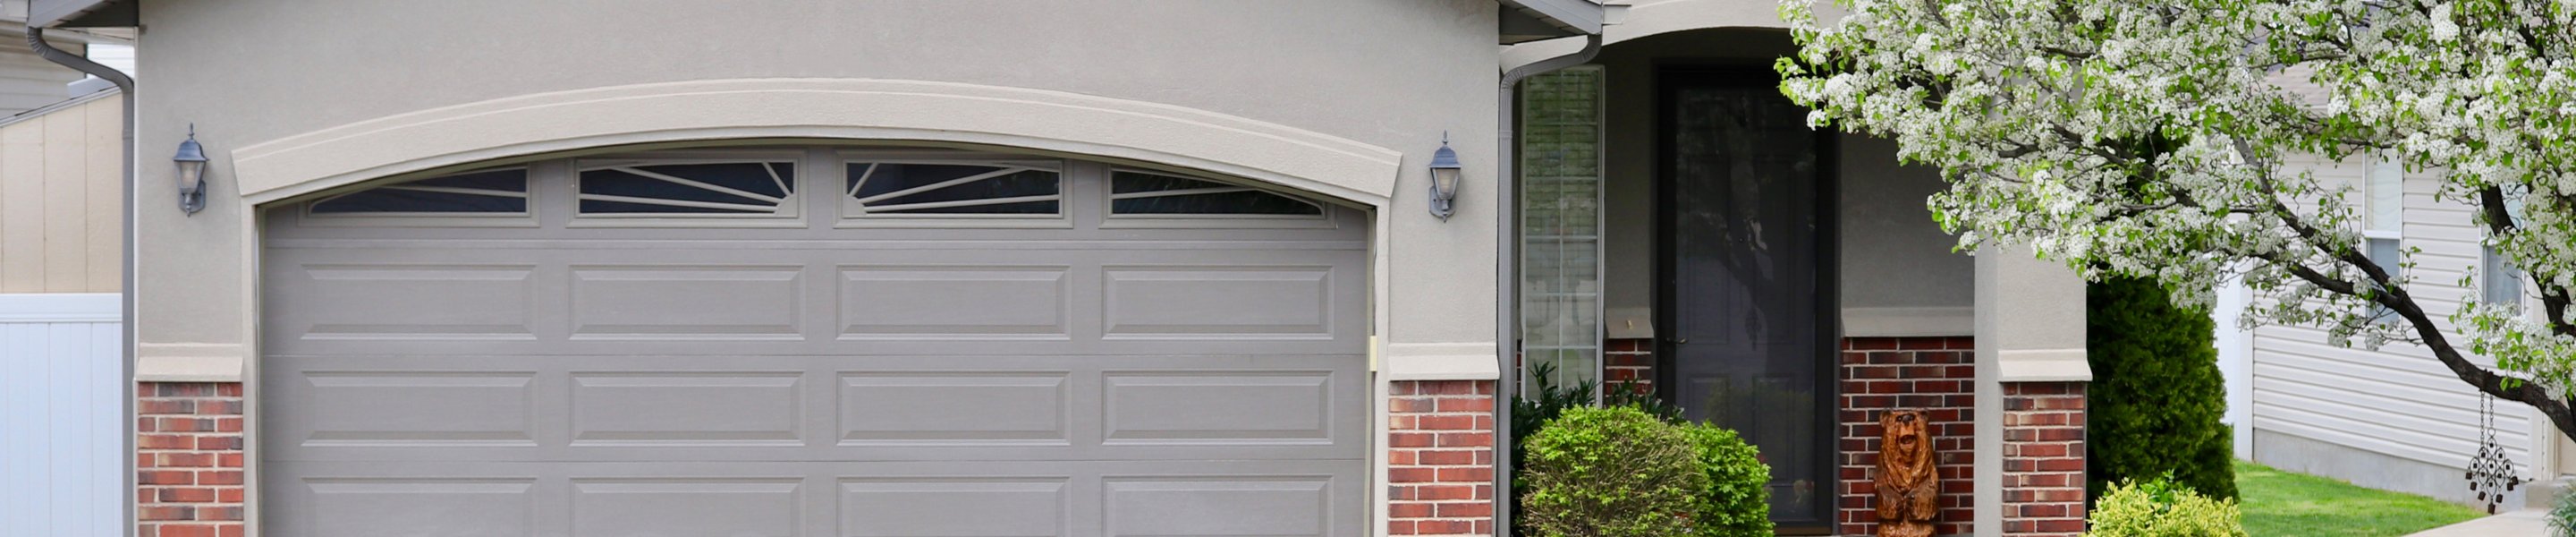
[844,159,1064,217]
[301,167,537,226]
[1107,169,1325,217]
[309,167,530,216]
[1519,66,1605,391]
[2363,152,2403,323]
[574,158,801,219]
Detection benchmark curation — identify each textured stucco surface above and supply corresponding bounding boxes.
[134,0,1504,363]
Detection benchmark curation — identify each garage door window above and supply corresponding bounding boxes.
[577,160,799,216]
[845,161,1062,216]
[307,168,530,217]
[1109,170,1323,217]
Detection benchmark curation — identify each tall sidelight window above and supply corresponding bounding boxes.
[2364,152,2403,323]
[1519,66,1605,391]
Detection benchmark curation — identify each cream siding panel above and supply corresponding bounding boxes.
[0,47,85,115]
[0,92,123,294]
[1,106,45,290]
[2250,154,2536,474]
[40,103,87,292]
[80,95,115,292]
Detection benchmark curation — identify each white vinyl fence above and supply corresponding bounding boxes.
[1,294,123,537]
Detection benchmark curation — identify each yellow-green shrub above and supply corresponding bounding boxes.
[2086,478,2247,537]
[1520,405,1706,537]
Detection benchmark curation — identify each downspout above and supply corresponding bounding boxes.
[1493,32,1599,537]
[30,26,135,537]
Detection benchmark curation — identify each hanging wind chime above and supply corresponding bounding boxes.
[2468,391,2524,514]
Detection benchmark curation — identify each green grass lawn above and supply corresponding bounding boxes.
[2236,460,2487,536]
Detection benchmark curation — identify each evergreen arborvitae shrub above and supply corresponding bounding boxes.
[2087,277,2237,500]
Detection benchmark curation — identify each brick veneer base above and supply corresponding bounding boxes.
[1388,379,1496,536]
[137,381,246,537]
[2000,381,2089,536]
[1839,337,1977,537]
[1602,338,1654,396]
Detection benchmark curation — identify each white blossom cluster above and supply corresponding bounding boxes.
[1778,0,2576,429]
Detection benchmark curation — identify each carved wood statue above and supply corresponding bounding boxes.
[1875,409,1939,537]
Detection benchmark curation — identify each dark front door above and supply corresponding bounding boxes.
[1657,69,1835,531]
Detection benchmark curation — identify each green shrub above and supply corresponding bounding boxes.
[2550,487,2576,537]
[1679,422,1773,537]
[1521,405,1707,537]
[2086,478,2247,537]
[2088,277,2237,500]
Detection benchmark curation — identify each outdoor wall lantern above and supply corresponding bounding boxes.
[1428,134,1462,221]
[173,125,208,215]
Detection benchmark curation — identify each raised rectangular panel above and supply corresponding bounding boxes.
[1104,477,1331,537]
[1102,267,1331,337]
[571,265,802,339]
[838,266,1068,339]
[294,264,535,339]
[571,373,802,445]
[305,479,535,537]
[1103,373,1332,444]
[840,373,1068,444]
[840,479,1066,537]
[571,479,801,537]
[298,373,535,446]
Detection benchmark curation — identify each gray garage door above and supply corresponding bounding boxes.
[258,149,1370,537]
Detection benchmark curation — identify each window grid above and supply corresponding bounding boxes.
[1518,66,1605,392]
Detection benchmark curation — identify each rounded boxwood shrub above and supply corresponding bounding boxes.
[1520,405,1707,537]
[1680,422,1773,537]
[2085,478,2247,537]
[2089,277,2237,500]
[1521,405,1775,537]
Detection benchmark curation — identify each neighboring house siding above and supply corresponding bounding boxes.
[0,90,121,294]
[2248,153,2533,501]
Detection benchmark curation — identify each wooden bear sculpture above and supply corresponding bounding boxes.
[1875,410,1939,537]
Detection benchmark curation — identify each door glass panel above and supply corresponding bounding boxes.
[1666,76,1828,525]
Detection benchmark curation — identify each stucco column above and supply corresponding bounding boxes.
[1972,243,2091,535]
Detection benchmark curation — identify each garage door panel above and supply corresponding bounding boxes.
[280,478,541,537]
[839,478,1071,537]
[1104,476,1337,537]
[264,461,1365,537]
[567,265,808,340]
[570,479,807,537]
[569,372,808,446]
[266,261,540,342]
[836,265,1072,340]
[1102,371,1337,445]
[264,162,1371,536]
[1101,266,1335,339]
[265,371,540,449]
[838,371,1073,445]
[267,354,1362,464]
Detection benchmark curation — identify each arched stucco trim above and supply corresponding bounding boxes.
[1500,0,1792,71]
[229,79,1403,208]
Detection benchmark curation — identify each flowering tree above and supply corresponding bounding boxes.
[1775,0,2576,439]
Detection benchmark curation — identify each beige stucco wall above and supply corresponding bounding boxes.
[1590,28,1973,338]
[131,0,1505,371]
[0,90,121,294]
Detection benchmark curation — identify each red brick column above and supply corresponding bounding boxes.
[1388,379,1496,536]
[137,382,245,537]
[1838,337,1977,537]
[1601,338,1655,396]
[1999,381,2088,536]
